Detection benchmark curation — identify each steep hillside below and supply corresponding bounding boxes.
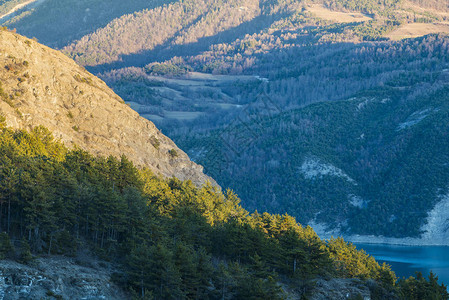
[4,0,449,239]
[0,256,127,299]
[1,0,168,48]
[63,0,261,67]
[0,28,213,186]
[179,85,449,239]
[0,120,446,299]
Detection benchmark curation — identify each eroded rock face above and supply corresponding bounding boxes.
[0,257,127,300]
[310,278,372,300]
[0,29,215,187]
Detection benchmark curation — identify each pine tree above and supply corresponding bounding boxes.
[20,237,33,264]
[0,232,14,259]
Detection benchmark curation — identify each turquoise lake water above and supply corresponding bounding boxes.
[356,243,449,286]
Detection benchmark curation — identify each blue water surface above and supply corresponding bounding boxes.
[355,243,449,286]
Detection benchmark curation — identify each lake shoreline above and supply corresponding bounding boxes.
[353,243,449,289]
[312,226,449,247]
[343,235,449,247]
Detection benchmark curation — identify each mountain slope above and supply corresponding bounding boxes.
[180,86,449,239]
[0,28,213,186]
[0,0,169,48]
[1,118,446,299]
[5,0,449,239]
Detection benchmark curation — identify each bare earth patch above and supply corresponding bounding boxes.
[306,4,372,23]
[386,23,449,40]
[403,1,449,16]
[163,110,204,121]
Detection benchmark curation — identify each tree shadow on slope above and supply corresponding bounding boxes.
[87,12,290,74]
[8,0,176,48]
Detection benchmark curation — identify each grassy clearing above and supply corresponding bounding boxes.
[306,4,372,23]
[163,110,204,120]
[404,1,449,15]
[387,22,449,40]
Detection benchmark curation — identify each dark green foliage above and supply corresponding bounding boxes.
[327,237,397,284]
[398,272,449,300]
[145,63,190,76]
[182,83,449,237]
[168,149,178,158]
[323,0,401,14]
[0,121,444,298]
[7,0,449,240]
[0,232,13,259]
[150,136,160,150]
[19,237,33,264]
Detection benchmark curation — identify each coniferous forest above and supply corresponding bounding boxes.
[2,0,449,298]
[0,116,447,299]
[5,0,449,239]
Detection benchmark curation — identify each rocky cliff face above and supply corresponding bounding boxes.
[0,257,127,300]
[0,256,378,300]
[0,29,214,186]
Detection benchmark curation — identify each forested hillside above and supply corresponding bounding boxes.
[159,34,449,238]
[177,85,449,238]
[4,0,449,238]
[1,0,168,47]
[1,2,449,297]
[0,120,447,299]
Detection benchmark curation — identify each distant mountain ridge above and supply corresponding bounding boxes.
[0,28,214,186]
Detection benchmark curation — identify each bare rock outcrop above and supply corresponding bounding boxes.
[0,29,215,186]
[0,257,127,300]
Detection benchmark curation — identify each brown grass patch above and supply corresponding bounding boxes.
[386,22,449,40]
[306,4,372,23]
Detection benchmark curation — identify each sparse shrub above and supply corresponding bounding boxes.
[51,230,77,255]
[20,238,33,264]
[5,64,14,72]
[0,85,15,108]
[168,149,178,157]
[150,136,160,150]
[348,293,364,300]
[0,232,14,259]
[73,74,93,85]
[0,83,8,100]
[46,290,63,300]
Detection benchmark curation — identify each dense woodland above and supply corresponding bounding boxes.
[103,34,449,237]
[2,0,169,48]
[175,84,449,237]
[1,0,449,297]
[5,0,449,236]
[0,119,447,299]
